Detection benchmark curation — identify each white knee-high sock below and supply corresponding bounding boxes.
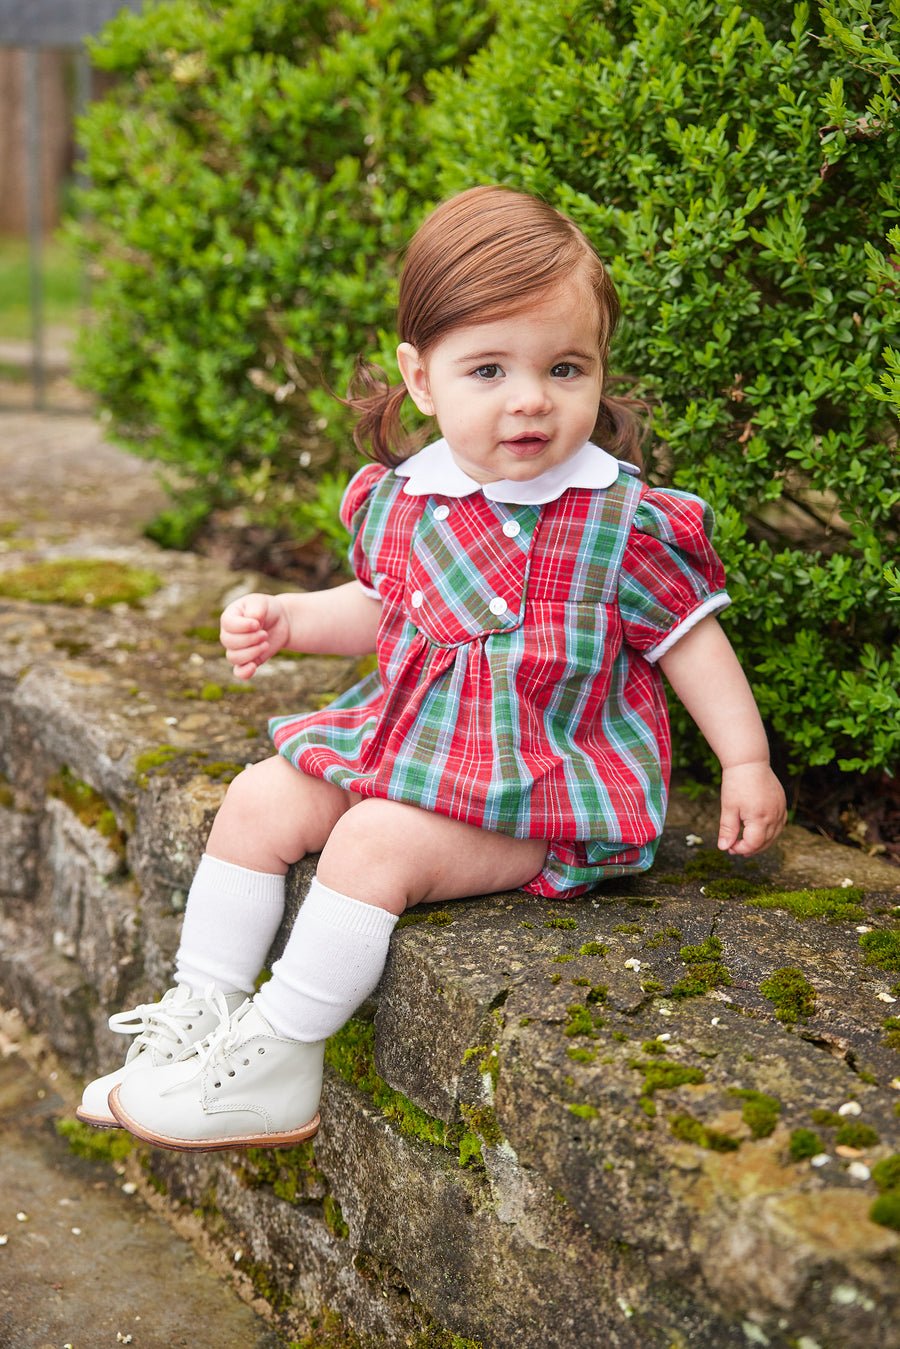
[174,854,286,996]
[255,877,399,1042]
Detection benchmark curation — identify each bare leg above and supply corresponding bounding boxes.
[317,797,548,913]
[205,756,358,872]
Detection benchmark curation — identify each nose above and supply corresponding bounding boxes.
[506,374,552,416]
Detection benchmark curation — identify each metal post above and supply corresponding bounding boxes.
[24,45,44,411]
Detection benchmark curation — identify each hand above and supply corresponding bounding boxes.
[219,593,291,679]
[717,761,787,856]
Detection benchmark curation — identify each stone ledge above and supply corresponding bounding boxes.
[2,586,900,1348]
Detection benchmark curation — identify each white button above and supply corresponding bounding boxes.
[502,520,521,537]
[411,589,424,608]
[433,504,450,520]
[488,596,508,616]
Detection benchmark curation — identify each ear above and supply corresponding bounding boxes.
[397,342,435,416]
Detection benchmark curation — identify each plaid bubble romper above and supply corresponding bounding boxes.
[270,439,730,897]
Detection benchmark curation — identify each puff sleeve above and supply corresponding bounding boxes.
[618,487,730,664]
[339,462,390,597]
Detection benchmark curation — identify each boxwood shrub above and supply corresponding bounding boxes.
[74,0,900,785]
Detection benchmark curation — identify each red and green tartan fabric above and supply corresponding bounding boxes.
[270,449,729,897]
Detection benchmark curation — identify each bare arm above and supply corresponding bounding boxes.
[220,580,382,680]
[657,615,787,855]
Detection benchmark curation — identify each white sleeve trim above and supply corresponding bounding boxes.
[643,592,731,665]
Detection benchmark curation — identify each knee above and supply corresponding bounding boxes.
[316,800,417,910]
[217,757,293,821]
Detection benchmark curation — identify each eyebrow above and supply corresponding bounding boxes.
[452,349,598,366]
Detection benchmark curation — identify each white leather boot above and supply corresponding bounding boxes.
[108,999,324,1152]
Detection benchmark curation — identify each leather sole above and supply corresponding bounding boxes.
[107,1085,321,1152]
[74,1106,119,1129]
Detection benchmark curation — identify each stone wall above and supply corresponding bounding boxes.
[3,560,900,1348]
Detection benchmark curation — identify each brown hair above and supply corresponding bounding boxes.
[347,185,647,468]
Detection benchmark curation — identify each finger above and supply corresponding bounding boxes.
[717,804,742,852]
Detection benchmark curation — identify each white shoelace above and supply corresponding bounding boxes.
[109,985,235,1063]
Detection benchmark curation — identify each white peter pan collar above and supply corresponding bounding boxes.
[395,438,638,505]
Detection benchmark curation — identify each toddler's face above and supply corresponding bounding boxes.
[397,276,603,485]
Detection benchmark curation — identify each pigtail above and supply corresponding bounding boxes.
[344,358,415,469]
[594,391,650,473]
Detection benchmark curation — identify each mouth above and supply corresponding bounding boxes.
[502,433,550,457]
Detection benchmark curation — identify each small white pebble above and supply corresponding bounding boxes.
[877,991,897,1003]
[71,1227,82,1236]
[856,925,872,933]
[234,1249,243,1263]
[121,1182,137,1195]
[658,1007,673,1016]
[848,1161,871,1181]
[840,878,855,888]
[839,1101,862,1116]
[0,1235,8,1245]
[117,1335,133,1345]
[624,958,641,971]
[685,833,703,847]
[15,1213,26,1222]
[891,1078,900,1091]
[165,715,178,726]
[711,1017,721,1026]
[657,1032,672,1041]
[811,1153,831,1168]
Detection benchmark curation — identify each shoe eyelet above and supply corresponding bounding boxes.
[214,1081,221,1088]
[242,1059,250,1066]
[258,1047,265,1055]
[227,1070,235,1077]
[166,1052,173,1060]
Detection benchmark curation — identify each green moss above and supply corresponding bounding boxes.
[47,766,127,858]
[0,558,162,607]
[185,623,220,642]
[613,923,643,935]
[564,1004,605,1039]
[680,934,723,963]
[322,1194,350,1240]
[870,1192,900,1232]
[545,917,577,930]
[746,886,866,922]
[872,1154,900,1192]
[56,1116,133,1162]
[200,761,243,783]
[638,1095,656,1117]
[641,1040,668,1055]
[655,848,735,885]
[200,682,224,701]
[670,932,732,1000]
[567,1046,597,1063]
[134,744,180,785]
[640,978,665,993]
[670,1113,740,1152]
[810,1109,844,1127]
[835,1121,880,1149]
[632,1060,705,1095]
[860,927,900,973]
[729,1089,781,1139]
[326,1019,463,1153]
[789,1128,824,1161]
[883,1016,900,1050]
[579,941,607,956]
[460,1103,504,1150]
[569,1103,599,1119]
[643,926,682,950]
[760,967,817,1024]
[397,908,453,928]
